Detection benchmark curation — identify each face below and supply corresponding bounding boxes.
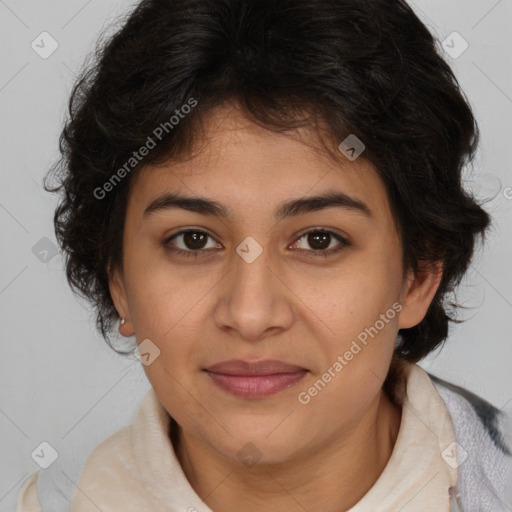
[110,104,441,465]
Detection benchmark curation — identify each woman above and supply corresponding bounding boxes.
[16,0,512,510]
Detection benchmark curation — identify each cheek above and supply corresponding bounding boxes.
[298,255,401,334]
[295,256,401,393]
[123,251,215,338]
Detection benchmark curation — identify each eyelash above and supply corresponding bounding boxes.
[162,228,350,259]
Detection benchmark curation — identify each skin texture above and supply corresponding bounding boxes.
[110,103,443,511]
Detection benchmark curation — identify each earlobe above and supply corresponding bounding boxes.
[398,261,443,330]
[108,268,135,337]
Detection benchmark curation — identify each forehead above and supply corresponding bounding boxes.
[127,104,394,226]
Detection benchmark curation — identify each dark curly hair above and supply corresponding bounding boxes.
[46,0,491,371]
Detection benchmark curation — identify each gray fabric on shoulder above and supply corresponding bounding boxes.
[430,374,512,511]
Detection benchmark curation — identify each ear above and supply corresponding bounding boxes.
[398,260,443,329]
[109,267,135,337]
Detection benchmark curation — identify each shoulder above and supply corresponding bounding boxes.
[16,472,42,512]
[68,424,151,510]
[15,424,135,512]
[15,390,159,511]
[428,372,512,510]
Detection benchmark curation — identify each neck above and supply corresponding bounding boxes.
[173,389,401,512]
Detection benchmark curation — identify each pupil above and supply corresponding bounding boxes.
[308,232,329,250]
[185,231,206,250]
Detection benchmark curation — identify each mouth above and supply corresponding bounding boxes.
[203,359,308,399]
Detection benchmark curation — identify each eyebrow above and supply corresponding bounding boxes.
[143,189,372,221]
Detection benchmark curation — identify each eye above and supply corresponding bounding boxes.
[290,229,349,257]
[163,229,220,258]
[162,227,350,259]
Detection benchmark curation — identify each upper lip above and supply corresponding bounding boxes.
[204,359,307,376]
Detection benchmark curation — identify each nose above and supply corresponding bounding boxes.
[213,241,295,342]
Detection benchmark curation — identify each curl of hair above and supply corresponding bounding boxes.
[46,0,491,366]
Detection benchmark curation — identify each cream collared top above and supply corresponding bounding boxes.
[16,363,459,511]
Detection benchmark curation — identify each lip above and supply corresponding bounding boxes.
[204,359,308,399]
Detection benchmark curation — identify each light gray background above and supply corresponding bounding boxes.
[1,0,511,510]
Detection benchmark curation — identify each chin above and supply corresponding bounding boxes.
[205,421,308,467]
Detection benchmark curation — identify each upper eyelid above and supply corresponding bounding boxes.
[174,230,218,243]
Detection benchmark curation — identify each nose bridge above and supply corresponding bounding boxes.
[214,236,294,339]
[230,236,276,305]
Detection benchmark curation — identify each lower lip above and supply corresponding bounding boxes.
[204,370,307,399]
